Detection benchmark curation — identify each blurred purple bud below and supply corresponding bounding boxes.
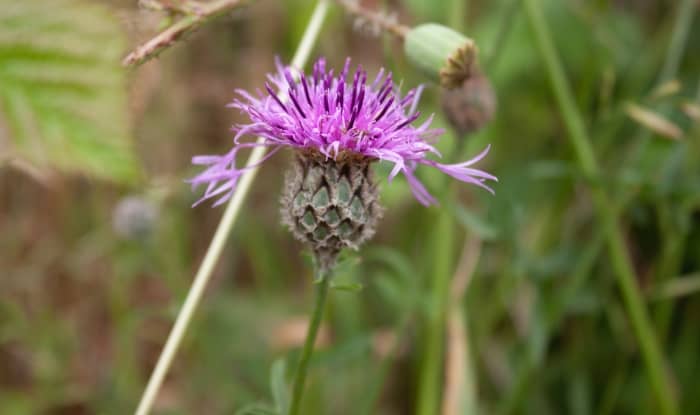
[112,196,159,240]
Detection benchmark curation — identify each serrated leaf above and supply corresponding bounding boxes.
[0,0,139,183]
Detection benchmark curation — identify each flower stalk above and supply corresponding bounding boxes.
[417,204,456,415]
[289,268,332,415]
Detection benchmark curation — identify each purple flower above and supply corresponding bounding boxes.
[190,57,496,207]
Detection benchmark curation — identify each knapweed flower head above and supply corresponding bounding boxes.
[190,56,496,208]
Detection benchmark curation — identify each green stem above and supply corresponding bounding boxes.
[485,0,520,71]
[522,1,677,414]
[447,0,467,33]
[289,268,332,415]
[653,203,688,343]
[417,205,456,415]
[656,0,696,91]
[597,360,629,415]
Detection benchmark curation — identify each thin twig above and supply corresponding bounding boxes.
[132,2,330,414]
[334,0,409,39]
[123,0,247,67]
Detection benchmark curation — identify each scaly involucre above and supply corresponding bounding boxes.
[190,57,496,206]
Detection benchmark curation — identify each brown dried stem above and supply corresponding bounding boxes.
[334,0,409,39]
[139,0,202,14]
[123,0,247,67]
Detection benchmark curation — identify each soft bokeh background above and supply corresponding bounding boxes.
[1,0,699,414]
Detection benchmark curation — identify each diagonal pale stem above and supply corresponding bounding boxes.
[133,2,330,415]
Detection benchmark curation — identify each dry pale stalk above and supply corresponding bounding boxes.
[442,236,481,415]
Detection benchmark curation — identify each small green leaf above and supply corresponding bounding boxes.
[334,251,361,274]
[0,0,139,183]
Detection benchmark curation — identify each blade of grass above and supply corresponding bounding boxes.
[655,0,696,97]
[617,0,696,189]
[522,1,678,413]
[485,0,520,71]
[133,2,330,414]
[651,0,698,341]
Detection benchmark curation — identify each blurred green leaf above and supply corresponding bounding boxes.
[365,247,415,282]
[333,251,362,276]
[402,0,446,23]
[234,404,278,415]
[372,271,405,310]
[0,0,138,182]
[450,203,500,241]
[270,359,289,415]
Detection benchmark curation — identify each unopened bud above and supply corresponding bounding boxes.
[441,70,496,135]
[112,196,158,240]
[404,23,478,90]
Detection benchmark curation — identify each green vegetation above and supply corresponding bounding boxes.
[1,0,699,414]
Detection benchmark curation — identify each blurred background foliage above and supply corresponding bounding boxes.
[1,0,699,414]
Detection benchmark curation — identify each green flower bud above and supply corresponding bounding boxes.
[280,152,383,272]
[403,23,477,90]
